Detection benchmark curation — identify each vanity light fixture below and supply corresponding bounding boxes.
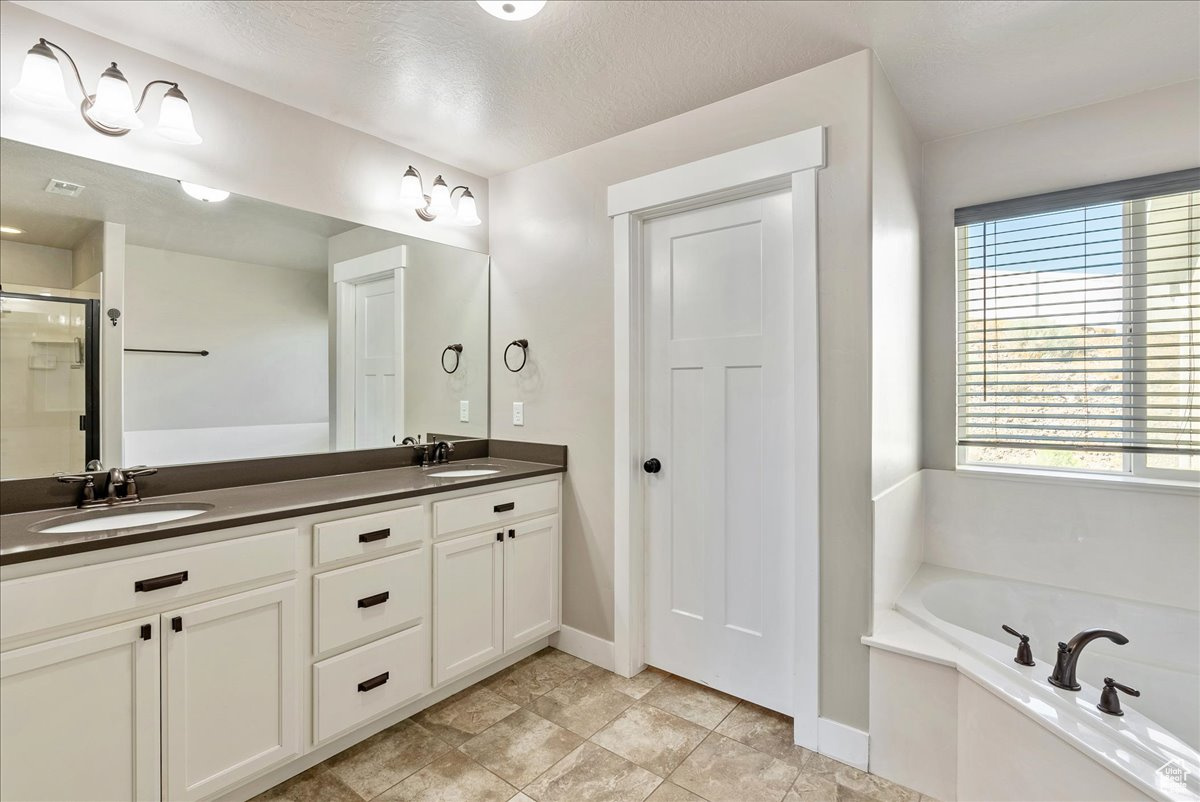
[11,38,203,144]
[476,0,547,21]
[397,166,481,226]
[179,181,230,203]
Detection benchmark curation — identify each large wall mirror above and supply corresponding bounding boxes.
[0,138,489,480]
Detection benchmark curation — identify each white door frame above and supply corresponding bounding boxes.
[332,245,407,450]
[608,126,823,750]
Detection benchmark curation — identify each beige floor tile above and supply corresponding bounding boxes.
[803,754,920,802]
[412,685,521,747]
[641,676,740,730]
[646,782,706,802]
[485,651,580,705]
[376,750,515,802]
[786,774,838,802]
[591,702,709,777]
[536,647,592,675]
[579,664,670,700]
[524,742,661,802]
[669,732,800,802]
[460,708,584,787]
[321,720,451,799]
[509,794,537,802]
[250,764,363,802]
[528,671,636,737]
[714,701,812,769]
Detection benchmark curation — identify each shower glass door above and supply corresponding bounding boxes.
[0,292,100,479]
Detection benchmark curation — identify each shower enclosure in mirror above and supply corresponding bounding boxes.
[0,138,490,480]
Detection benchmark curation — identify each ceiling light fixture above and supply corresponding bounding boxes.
[0,226,26,235]
[476,0,546,21]
[179,181,230,202]
[11,38,203,144]
[398,166,481,227]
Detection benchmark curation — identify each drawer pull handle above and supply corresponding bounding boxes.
[171,616,183,633]
[508,529,516,539]
[494,502,515,513]
[358,528,391,543]
[134,570,189,592]
[357,591,390,609]
[358,672,390,693]
[140,624,152,640]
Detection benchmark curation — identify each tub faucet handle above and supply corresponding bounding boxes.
[1002,625,1035,667]
[1097,677,1139,716]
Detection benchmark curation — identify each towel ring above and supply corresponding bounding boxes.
[504,339,529,372]
[441,343,463,374]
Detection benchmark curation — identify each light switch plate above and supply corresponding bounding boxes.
[512,401,524,426]
[459,400,469,422]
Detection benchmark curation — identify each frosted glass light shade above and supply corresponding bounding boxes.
[398,167,426,209]
[88,63,142,130]
[428,176,455,217]
[11,41,71,109]
[476,1,546,21]
[455,190,482,226]
[179,181,230,202]
[156,86,202,144]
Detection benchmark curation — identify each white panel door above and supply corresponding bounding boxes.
[0,616,160,802]
[433,530,503,685]
[354,277,400,448]
[503,514,560,651]
[162,582,298,801]
[644,190,795,713]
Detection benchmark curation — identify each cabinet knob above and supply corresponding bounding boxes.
[643,458,661,474]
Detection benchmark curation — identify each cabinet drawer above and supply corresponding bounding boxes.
[313,549,426,655]
[313,505,426,566]
[433,479,558,538]
[0,530,296,641]
[313,624,429,744]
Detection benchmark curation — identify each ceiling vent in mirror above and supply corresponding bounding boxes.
[45,179,84,197]
[476,0,546,20]
[11,38,203,145]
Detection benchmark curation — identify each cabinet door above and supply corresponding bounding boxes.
[162,582,298,802]
[433,530,503,685]
[503,514,560,651]
[0,616,160,802]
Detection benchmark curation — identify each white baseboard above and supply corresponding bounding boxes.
[550,625,615,671]
[818,716,870,771]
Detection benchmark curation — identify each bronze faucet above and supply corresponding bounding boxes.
[1048,628,1129,691]
[57,465,158,508]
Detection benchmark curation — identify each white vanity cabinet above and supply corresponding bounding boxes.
[0,471,562,802]
[161,582,299,802]
[0,616,161,802]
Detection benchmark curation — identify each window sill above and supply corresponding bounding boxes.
[954,464,1200,496]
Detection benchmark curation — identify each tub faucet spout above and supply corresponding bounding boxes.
[1048,629,1129,691]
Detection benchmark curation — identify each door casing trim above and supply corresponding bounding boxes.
[608,126,824,750]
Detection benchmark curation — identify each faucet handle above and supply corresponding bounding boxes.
[56,473,95,484]
[1097,677,1140,716]
[124,466,158,477]
[1002,625,1036,666]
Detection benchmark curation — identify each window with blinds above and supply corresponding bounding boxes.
[955,169,1199,477]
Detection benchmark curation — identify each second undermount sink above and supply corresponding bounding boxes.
[33,502,215,535]
[426,463,505,478]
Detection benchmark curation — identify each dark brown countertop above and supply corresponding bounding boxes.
[0,459,565,566]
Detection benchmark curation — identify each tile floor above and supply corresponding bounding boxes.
[253,648,931,802]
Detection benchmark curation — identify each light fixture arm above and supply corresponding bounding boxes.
[449,185,471,199]
[133,79,179,113]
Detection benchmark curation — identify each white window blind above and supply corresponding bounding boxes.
[956,169,1199,458]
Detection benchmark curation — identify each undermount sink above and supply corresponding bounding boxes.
[426,463,505,478]
[33,502,215,535]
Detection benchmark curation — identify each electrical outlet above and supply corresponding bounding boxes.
[459,400,469,423]
[512,401,524,426]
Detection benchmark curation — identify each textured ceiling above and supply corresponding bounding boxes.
[0,139,356,269]
[11,1,1200,176]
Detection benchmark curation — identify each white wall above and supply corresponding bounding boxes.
[123,245,328,464]
[921,80,1200,469]
[0,239,72,289]
[0,1,488,255]
[489,50,876,730]
[869,60,922,497]
[924,469,1200,612]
